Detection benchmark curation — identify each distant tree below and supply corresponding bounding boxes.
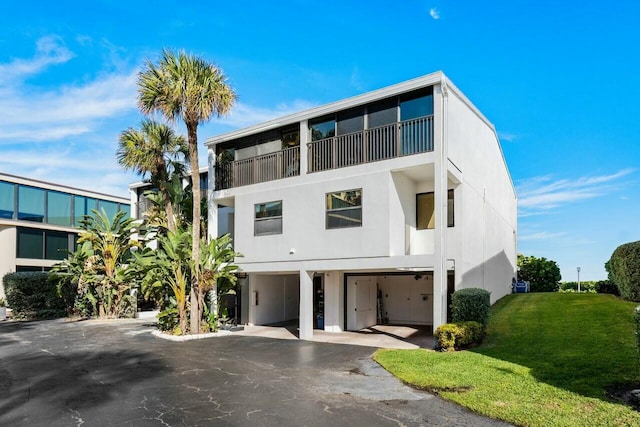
[606,241,640,301]
[517,254,562,292]
[117,119,188,233]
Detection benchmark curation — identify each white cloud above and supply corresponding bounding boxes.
[214,99,316,128]
[350,66,364,91]
[519,231,568,241]
[0,36,138,142]
[0,35,74,84]
[429,8,440,20]
[498,131,517,142]
[517,169,634,215]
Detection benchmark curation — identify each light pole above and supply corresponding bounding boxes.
[577,267,581,292]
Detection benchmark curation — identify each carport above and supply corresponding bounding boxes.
[345,272,434,331]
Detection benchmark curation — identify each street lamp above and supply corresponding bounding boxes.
[577,267,581,292]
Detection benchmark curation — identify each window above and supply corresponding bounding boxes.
[400,93,433,121]
[326,189,362,229]
[254,200,282,236]
[47,191,72,226]
[18,185,45,222]
[310,118,335,141]
[0,181,14,219]
[417,189,454,230]
[97,200,119,220]
[45,230,69,260]
[17,227,44,259]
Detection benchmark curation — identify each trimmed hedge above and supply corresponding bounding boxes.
[607,241,640,301]
[635,306,640,357]
[595,280,620,295]
[559,281,596,293]
[451,287,491,326]
[3,272,71,319]
[434,321,485,351]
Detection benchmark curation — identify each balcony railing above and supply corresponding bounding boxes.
[215,146,300,190]
[308,115,433,173]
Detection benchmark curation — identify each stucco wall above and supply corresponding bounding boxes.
[446,90,517,303]
[250,274,299,325]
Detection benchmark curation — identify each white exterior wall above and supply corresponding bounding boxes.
[445,87,517,303]
[206,72,517,336]
[249,274,299,325]
[0,226,16,297]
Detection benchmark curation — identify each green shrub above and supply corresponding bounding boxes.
[635,306,640,357]
[451,288,491,326]
[518,254,561,292]
[607,241,640,301]
[559,281,596,293]
[595,280,620,296]
[3,272,68,319]
[434,321,485,351]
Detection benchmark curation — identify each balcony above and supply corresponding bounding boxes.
[215,146,300,190]
[214,115,433,190]
[308,115,433,173]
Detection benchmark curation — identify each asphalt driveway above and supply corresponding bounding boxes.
[0,319,508,426]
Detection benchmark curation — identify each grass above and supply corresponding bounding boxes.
[374,293,640,426]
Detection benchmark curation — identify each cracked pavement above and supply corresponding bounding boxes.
[0,319,510,426]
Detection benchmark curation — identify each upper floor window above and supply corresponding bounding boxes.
[400,94,433,121]
[326,189,362,229]
[0,181,14,219]
[417,189,454,230]
[310,117,335,141]
[255,200,282,236]
[18,186,45,222]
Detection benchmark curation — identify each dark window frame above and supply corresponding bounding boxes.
[326,189,363,230]
[416,189,454,230]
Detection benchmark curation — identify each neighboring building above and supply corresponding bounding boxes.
[128,165,209,223]
[206,71,517,340]
[0,173,131,297]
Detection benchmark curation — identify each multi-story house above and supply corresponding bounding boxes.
[0,173,131,297]
[205,71,517,340]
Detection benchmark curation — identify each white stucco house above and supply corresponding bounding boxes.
[206,71,517,340]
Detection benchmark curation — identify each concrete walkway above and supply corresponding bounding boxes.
[235,324,435,349]
[0,318,509,426]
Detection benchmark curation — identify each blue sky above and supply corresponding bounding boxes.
[0,1,638,280]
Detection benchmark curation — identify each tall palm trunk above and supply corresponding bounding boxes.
[188,122,201,333]
[162,189,176,233]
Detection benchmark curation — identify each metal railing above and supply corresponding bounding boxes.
[308,115,433,173]
[215,146,300,190]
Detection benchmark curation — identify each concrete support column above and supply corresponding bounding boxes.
[433,80,449,330]
[323,271,343,332]
[299,270,314,340]
[299,120,309,176]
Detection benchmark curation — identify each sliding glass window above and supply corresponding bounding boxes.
[0,181,14,219]
[17,227,44,258]
[45,230,69,260]
[18,186,45,222]
[254,200,282,236]
[326,189,362,229]
[47,191,72,226]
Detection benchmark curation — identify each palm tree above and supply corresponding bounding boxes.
[117,119,187,233]
[137,49,236,333]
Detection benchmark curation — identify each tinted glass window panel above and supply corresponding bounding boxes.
[255,201,282,219]
[17,227,44,259]
[119,204,131,218]
[254,218,283,235]
[337,108,364,135]
[417,192,435,230]
[97,200,118,220]
[368,100,398,128]
[47,191,72,226]
[45,230,69,260]
[255,201,282,236]
[310,119,335,141]
[18,186,45,222]
[326,189,362,229]
[16,266,44,272]
[74,196,87,226]
[447,189,454,227]
[400,95,433,121]
[0,181,14,219]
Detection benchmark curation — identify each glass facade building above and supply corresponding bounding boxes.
[0,173,130,286]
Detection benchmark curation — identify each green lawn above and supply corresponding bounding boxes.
[374,293,640,426]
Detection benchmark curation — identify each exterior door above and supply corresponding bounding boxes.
[346,276,376,330]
